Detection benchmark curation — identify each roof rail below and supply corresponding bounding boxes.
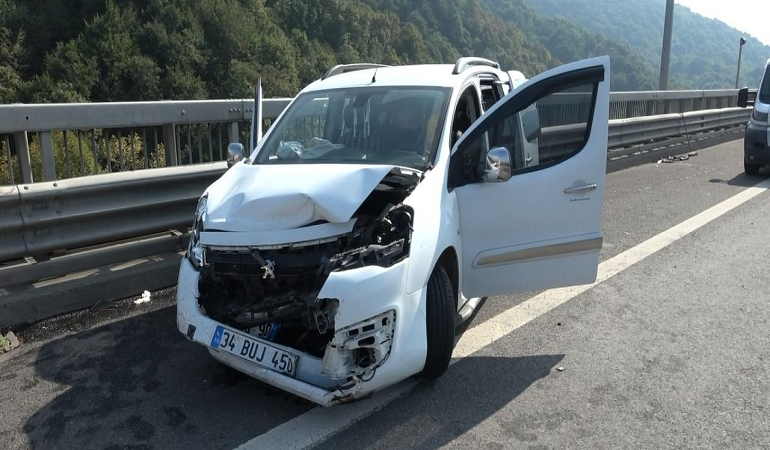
[452,57,500,75]
[322,63,390,80]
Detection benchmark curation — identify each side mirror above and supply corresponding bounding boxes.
[483,147,512,183]
[227,143,245,168]
[737,87,754,108]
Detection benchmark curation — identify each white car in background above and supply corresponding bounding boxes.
[176,56,611,406]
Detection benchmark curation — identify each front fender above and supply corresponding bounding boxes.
[404,166,462,295]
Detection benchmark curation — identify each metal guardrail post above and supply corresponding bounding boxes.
[229,121,239,144]
[624,102,634,119]
[13,131,33,184]
[39,131,56,181]
[646,101,655,117]
[2,135,14,184]
[163,124,178,166]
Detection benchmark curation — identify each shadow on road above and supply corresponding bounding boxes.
[317,353,565,450]
[709,171,769,187]
[14,297,557,450]
[19,307,313,450]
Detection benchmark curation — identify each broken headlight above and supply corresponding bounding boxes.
[334,205,414,271]
[186,193,208,268]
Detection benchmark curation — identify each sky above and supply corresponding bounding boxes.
[675,0,770,46]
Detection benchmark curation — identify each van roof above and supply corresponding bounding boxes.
[302,64,508,92]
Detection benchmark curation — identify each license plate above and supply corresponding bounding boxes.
[210,326,299,377]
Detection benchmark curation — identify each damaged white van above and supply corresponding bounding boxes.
[176,56,611,406]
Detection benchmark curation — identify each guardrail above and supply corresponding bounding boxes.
[538,107,750,155]
[0,92,753,328]
[0,90,741,186]
[0,99,292,185]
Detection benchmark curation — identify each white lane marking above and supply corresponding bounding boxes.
[236,177,770,450]
[456,176,770,357]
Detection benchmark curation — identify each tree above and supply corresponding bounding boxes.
[0,0,681,106]
[0,0,23,103]
[0,27,22,103]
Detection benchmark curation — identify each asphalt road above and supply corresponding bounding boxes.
[2,139,769,450]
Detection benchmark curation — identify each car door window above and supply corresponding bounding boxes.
[450,86,483,180]
[451,81,597,185]
[479,78,505,111]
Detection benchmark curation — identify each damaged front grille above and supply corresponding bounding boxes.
[197,199,414,360]
[199,242,340,356]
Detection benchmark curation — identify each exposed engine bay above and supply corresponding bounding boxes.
[196,169,419,374]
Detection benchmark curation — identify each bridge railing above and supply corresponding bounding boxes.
[0,90,742,186]
[0,99,292,185]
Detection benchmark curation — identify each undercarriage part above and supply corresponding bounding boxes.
[320,310,396,380]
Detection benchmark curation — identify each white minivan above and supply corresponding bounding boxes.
[176,56,611,406]
[739,58,770,175]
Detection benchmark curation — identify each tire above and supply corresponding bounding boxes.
[745,162,761,176]
[420,266,456,379]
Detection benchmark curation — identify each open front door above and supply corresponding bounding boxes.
[452,57,610,298]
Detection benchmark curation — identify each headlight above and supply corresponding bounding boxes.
[753,108,769,123]
[195,193,208,219]
[187,194,208,268]
[335,205,414,271]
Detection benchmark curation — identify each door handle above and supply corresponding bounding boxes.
[564,183,597,194]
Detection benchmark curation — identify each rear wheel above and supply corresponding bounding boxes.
[745,162,761,176]
[420,266,456,379]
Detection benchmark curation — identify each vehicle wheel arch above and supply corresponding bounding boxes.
[435,246,459,308]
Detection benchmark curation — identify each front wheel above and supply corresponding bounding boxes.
[420,266,456,379]
[745,162,761,176]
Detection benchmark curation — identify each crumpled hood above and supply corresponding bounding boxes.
[203,163,397,232]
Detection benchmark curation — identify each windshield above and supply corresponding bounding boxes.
[760,67,770,104]
[254,86,451,170]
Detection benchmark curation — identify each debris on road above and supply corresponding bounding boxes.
[658,153,691,164]
[134,290,152,305]
[657,150,699,164]
[1,331,20,353]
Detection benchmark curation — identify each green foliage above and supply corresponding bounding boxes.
[0,131,165,185]
[0,139,14,185]
[520,0,770,89]
[0,0,561,104]
[0,0,23,103]
[484,0,658,90]
[99,132,167,172]
[6,0,749,105]
[28,131,98,181]
[0,28,23,102]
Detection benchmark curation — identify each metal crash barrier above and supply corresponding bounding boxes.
[0,90,754,327]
